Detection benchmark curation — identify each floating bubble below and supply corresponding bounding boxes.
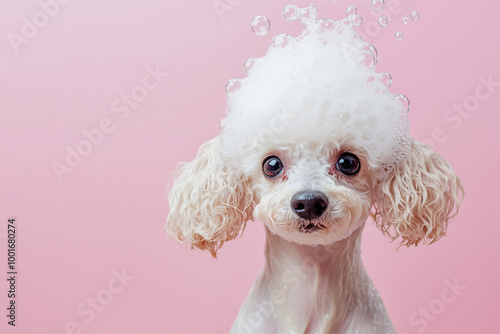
[394,31,404,40]
[225,79,242,94]
[411,11,421,21]
[355,51,376,70]
[394,94,410,113]
[379,72,392,88]
[371,0,385,11]
[282,5,300,21]
[244,59,255,74]
[378,16,388,26]
[402,17,410,24]
[346,6,357,17]
[251,15,270,36]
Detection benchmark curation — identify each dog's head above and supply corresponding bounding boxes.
[166,14,463,256]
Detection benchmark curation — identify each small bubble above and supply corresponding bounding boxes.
[302,4,318,21]
[378,16,388,26]
[346,6,357,17]
[411,11,421,21]
[402,17,410,24]
[394,94,410,113]
[282,5,300,21]
[251,15,270,36]
[272,34,291,48]
[364,44,378,64]
[356,52,376,70]
[371,0,385,11]
[351,15,363,26]
[353,32,363,41]
[379,72,392,88]
[225,79,242,94]
[244,59,255,74]
[282,4,317,23]
[394,31,404,40]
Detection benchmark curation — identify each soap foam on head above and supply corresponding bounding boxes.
[219,4,411,185]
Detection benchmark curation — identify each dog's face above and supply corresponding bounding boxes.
[244,136,376,246]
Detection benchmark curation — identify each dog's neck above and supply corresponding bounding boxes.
[264,226,367,330]
[264,226,364,285]
[232,224,394,333]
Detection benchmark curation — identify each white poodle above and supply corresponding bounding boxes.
[166,6,463,334]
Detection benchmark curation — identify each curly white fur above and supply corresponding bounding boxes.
[374,140,463,247]
[166,137,254,258]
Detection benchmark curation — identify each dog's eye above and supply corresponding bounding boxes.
[336,153,360,175]
[263,156,283,178]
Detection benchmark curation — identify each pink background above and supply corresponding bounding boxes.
[1,0,499,333]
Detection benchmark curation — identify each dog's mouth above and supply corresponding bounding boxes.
[298,221,326,233]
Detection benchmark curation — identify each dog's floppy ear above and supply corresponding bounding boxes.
[166,137,253,257]
[374,140,464,247]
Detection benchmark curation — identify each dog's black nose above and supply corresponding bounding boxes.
[291,191,329,220]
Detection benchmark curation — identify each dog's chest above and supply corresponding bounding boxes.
[231,261,394,334]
